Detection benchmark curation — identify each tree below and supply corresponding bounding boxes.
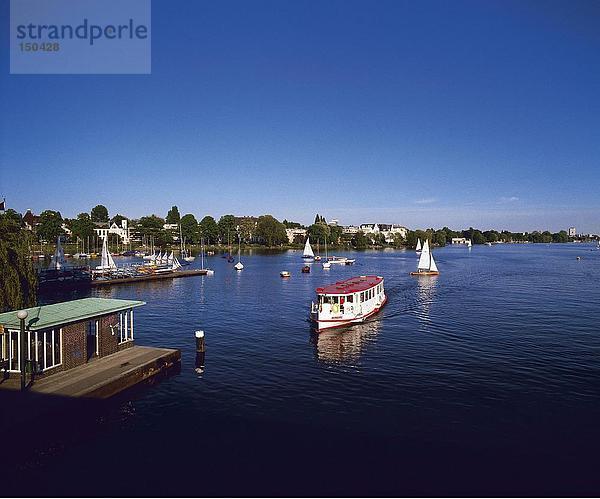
[166,206,181,224]
[217,215,237,243]
[37,210,64,242]
[282,219,302,229]
[256,215,288,246]
[90,204,109,223]
[307,223,330,245]
[71,213,96,241]
[238,217,257,242]
[199,216,219,244]
[180,214,200,243]
[352,230,368,249]
[0,212,37,311]
[329,225,343,245]
[137,215,171,246]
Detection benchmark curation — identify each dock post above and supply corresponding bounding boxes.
[195,330,205,352]
[17,310,28,391]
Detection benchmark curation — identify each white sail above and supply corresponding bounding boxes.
[167,251,174,264]
[303,237,314,258]
[429,253,438,272]
[52,237,66,270]
[171,256,182,270]
[97,237,117,270]
[417,239,431,270]
[416,238,422,251]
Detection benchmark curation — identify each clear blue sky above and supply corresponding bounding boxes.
[1,0,599,232]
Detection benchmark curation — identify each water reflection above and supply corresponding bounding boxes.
[415,275,438,323]
[311,320,381,364]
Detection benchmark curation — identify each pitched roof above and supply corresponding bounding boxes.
[0,298,145,331]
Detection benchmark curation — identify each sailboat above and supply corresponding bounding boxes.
[410,239,439,276]
[416,238,422,253]
[180,226,195,262]
[303,237,315,259]
[200,238,214,275]
[467,239,472,249]
[51,236,66,270]
[234,234,244,270]
[95,236,117,272]
[322,236,331,269]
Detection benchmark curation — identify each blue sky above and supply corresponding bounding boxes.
[1,0,599,232]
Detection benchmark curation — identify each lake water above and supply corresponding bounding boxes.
[5,244,600,495]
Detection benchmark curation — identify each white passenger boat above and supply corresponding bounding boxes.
[310,275,387,331]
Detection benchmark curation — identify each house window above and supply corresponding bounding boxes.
[32,329,62,371]
[118,310,134,344]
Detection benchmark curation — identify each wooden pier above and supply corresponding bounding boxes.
[91,269,209,287]
[0,346,181,399]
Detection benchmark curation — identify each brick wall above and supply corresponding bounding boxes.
[98,313,134,358]
[62,321,86,371]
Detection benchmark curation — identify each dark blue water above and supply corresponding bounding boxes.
[5,244,600,495]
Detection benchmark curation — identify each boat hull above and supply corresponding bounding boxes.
[410,271,440,276]
[312,296,387,332]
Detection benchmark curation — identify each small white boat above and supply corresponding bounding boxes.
[410,239,439,276]
[328,256,355,265]
[416,238,422,253]
[467,239,472,248]
[310,275,387,331]
[485,242,492,246]
[280,271,291,278]
[199,239,214,275]
[303,237,315,259]
[322,236,331,269]
[234,233,244,271]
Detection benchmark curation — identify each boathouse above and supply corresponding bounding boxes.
[0,298,145,378]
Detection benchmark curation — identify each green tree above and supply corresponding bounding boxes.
[282,219,302,229]
[238,217,257,242]
[137,215,171,246]
[90,204,109,223]
[256,215,288,246]
[329,225,343,245]
[71,213,95,241]
[37,210,64,242]
[180,214,200,243]
[0,212,37,312]
[552,230,569,243]
[352,230,368,249]
[166,205,181,224]
[199,216,219,244]
[217,215,237,243]
[308,223,330,245]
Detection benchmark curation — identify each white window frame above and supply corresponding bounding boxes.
[118,309,134,344]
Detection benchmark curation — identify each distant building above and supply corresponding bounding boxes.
[286,228,307,244]
[329,219,339,227]
[23,209,39,231]
[452,237,470,245]
[357,223,407,243]
[94,219,131,244]
[568,227,577,237]
[342,225,359,235]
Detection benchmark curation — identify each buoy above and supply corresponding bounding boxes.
[576,256,581,260]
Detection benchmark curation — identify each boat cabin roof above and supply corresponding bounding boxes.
[316,275,383,295]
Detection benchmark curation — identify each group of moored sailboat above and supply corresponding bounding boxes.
[302,237,355,269]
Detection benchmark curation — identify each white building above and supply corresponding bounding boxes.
[358,223,408,243]
[452,237,470,245]
[94,219,131,245]
[568,227,577,237]
[342,225,359,235]
[286,228,307,243]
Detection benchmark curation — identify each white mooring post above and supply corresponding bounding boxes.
[195,330,205,353]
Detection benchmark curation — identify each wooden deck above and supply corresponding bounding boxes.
[0,346,180,398]
[90,269,208,287]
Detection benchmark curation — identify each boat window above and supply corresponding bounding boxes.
[346,295,353,303]
[360,292,364,302]
[332,296,339,304]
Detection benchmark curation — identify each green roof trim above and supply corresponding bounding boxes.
[0,298,145,331]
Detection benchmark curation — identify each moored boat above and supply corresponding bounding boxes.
[280,271,291,278]
[310,275,387,331]
[302,265,310,273]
